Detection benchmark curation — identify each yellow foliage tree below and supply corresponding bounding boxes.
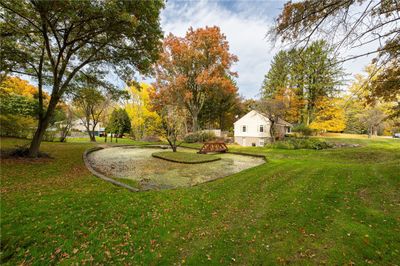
[310,97,346,132]
[0,76,38,97]
[274,88,304,124]
[125,83,161,140]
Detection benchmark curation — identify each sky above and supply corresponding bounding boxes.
[141,0,377,99]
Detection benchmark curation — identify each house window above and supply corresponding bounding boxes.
[259,125,264,132]
[242,125,246,132]
[287,127,291,133]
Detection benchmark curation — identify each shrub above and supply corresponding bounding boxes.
[0,114,36,138]
[266,138,333,150]
[184,131,216,143]
[43,130,56,142]
[292,124,314,137]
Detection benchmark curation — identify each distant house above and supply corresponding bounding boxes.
[234,110,292,147]
[71,119,105,136]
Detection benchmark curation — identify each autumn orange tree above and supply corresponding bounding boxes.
[154,26,238,132]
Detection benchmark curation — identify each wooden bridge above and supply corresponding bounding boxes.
[198,141,228,154]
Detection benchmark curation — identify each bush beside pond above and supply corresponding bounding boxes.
[266,138,333,150]
[184,131,216,143]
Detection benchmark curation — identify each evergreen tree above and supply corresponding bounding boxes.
[108,109,131,138]
[261,40,344,125]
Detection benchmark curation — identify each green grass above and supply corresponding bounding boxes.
[152,151,220,164]
[66,136,160,145]
[1,136,399,265]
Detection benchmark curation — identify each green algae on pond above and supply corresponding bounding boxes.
[152,151,221,163]
[87,146,265,190]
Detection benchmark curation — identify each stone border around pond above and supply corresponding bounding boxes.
[83,146,140,192]
[83,144,268,192]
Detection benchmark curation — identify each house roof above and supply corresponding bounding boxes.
[234,110,292,127]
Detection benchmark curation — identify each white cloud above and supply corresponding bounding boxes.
[146,0,280,99]
[145,0,379,98]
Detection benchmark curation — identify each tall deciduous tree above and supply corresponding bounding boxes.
[125,83,161,140]
[256,98,288,142]
[269,0,399,112]
[0,0,164,157]
[369,40,400,118]
[198,76,242,131]
[269,0,399,64]
[159,106,186,152]
[72,87,110,142]
[345,65,396,136]
[154,26,238,132]
[309,97,346,132]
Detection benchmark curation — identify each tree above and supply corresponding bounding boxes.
[359,109,386,138]
[0,76,40,97]
[125,83,162,140]
[269,0,399,64]
[1,0,164,157]
[108,108,131,141]
[159,106,186,152]
[310,97,346,132]
[344,64,398,136]
[198,76,242,131]
[273,88,304,124]
[261,50,291,98]
[57,105,73,143]
[369,48,400,118]
[72,87,110,142]
[154,26,238,132]
[256,98,287,142]
[0,77,39,137]
[261,41,344,125]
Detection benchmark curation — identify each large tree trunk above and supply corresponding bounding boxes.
[192,112,199,132]
[167,135,177,152]
[28,96,58,157]
[59,124,70,142]
[269,120,276,143]
[29,119,49,157]
[89,134,96,142]
[85,125,96,142]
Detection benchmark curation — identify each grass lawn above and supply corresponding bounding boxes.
[1,136,399,264]
[66,136,158,145]
[152,151,220,164]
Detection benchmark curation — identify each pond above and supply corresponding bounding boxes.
[87,146,265,190]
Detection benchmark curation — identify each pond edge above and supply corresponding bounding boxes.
[83,146,140,192]
[83,144,268,192]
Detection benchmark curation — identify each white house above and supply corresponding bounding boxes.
[234,110,292,147]
[71,119,105,136]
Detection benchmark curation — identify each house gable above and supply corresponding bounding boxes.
[234,110,271,138]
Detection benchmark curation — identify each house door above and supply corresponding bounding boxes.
[242,137,246,146]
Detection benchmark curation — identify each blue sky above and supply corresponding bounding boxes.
[140,0,377,99]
